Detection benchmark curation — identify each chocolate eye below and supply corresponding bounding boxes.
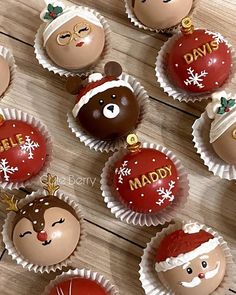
[186,267,193,274]
[57,31,72,46]
[19,231,32,238]
[232,129,236,139]
[163,0,171,2]
[111,94,116,99]
[99,99,104,105]
[202,261,208,268]
[52,218,65,227]
[74,23,91,38]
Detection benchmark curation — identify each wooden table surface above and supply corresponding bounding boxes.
[0,0,236,294]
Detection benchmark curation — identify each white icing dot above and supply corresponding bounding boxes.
[41,158,44,161]
[195,38,198,41]
[35,209,39,213]
[152,159,156,162]
[44,202,49,205]
[165,157,168,160]
[179,43,182,47]
[27,173,30,176]
[22,160,25,163]
[215,82,219,85]
[177,177,180,180]
[40,199,44,202]
[149,209,152,213]
[41,223,44,226]
[222,61,225,64]
[33,221,37,224]
[29,203,33,207]
[134,161,138,165]
[116,187,119,191]
[231,64,233,67]
[141,194,144,197]
[129,201,133,204]
[31,131,34,134]
[227,50,230,53]
[12,124,16,128]
[22,211,26,215]
[175,64,179,68]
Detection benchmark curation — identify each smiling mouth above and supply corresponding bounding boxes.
[76,41,84,47]
[42,240,52,246]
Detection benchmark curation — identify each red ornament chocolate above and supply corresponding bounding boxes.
[49,277,108,295]
[113,134,179,213]
[0,116,47,183]
[167,18,232,93]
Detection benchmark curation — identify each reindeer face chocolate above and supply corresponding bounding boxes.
[12,196,80,266]
[2,174,81,267]
[41,3,105,70]
[132,0,193,30]
[71,62,140,140]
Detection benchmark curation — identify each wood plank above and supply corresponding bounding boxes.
[0,33,235,253]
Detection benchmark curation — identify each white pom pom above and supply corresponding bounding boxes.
[182,222,203,234]
[88,73,103,83]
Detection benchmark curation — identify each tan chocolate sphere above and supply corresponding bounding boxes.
[13,203,81,266]
[212,122,236,164]
[158,245,226,295]
[45,16,105,70]
[0,56,10,96]
[132,0,193,30]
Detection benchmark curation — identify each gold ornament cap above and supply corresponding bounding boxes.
[181,17,194,35]
[126,134,141,152]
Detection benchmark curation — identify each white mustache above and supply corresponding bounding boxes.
[180,261,220,288]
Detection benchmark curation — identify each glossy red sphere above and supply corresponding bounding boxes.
[113,148,179,213]
[49,277,108,295]
[0,120,47,183]
[167,29,232,93]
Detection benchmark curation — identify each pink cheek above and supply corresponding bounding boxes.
[93,110,101,119]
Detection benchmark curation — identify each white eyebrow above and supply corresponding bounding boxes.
[200,255,209,260]
[183,262,191,269]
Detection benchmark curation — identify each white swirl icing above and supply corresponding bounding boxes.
[183,222,203,234]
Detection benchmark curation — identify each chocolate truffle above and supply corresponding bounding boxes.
[2,174,81,267]
[49,277,108,295]
[155,222,226,295]
[206,91,236,164]
[0,116,47,184]
[132,0,193,30]
[70,62,140,141]
[41,2,105,70]
[113,134,179,213]
[0,56,10,96]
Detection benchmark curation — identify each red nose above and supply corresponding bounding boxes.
[37,231,48,242]
[198,273,205,279]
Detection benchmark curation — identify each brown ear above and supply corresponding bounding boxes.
[104,61,123,78]
[65,76,84,95]
[132,0,135,7]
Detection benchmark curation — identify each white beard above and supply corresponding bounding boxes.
[180,261,220,288]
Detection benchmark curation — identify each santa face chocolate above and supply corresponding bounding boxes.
[167,18,232,93]
[49,277,108,295]
[206,91,236,164]
[2,174,81,267]
[113,135,179,213]
[42,3,105,70]
[132,0,193,30]
[155,223,226,295]
[0,56,10,96]
[71,62,140,141]
[0,118,47,184]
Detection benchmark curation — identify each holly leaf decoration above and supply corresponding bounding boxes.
[44,12,51,20]
[43,4,63,20]
[221,97,228,107]
[54,6,63,14]
[217,107,226,115]
[228,99,236,108]
[48,4,54,12]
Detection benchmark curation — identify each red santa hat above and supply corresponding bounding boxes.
[72,72,134,118]
[155,222,220,272]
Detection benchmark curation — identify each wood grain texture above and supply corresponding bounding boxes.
[0,0,235,294]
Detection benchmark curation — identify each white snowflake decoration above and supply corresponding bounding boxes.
[205,30,226,45]
[115,161,131,184]
[0,159,18,182]
[156,181,175,206]
[20,136,39,159]
[184,67,208,89]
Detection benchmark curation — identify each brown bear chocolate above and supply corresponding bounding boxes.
[1,174,81,267]
[206,91,236,164]
[69,62,140,141]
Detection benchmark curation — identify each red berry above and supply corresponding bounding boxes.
[225,107,230,112]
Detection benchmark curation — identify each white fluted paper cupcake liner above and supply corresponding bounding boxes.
[124,0,200,33]
[192,111,236,180]
[155,32,236,103]
[2,189,86,274]
[43,268,119,294]
[67,73,149,153]
[0,46,17,100]
[100,143,189,226]
[34,5,111,77]
[0,108,53,190]
[139,219,235,295]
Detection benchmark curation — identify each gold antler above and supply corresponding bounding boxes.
[1,193,19,212]
[42,173,60,196]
